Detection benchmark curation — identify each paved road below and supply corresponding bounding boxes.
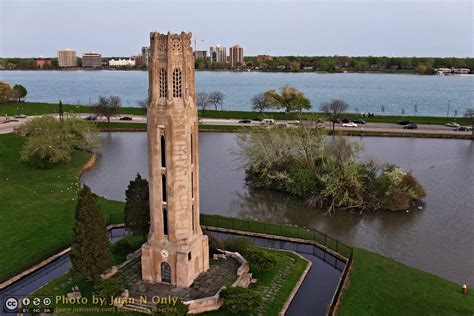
[1,115,471,138]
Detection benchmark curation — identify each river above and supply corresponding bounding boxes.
[81,132,474,287]
[1,70,473,116]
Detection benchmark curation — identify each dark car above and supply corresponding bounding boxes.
[455,126,472,132]
[120,116,133,121]
[353,119,366,124]
[239,119,252,124]
[403,123,417,129]
[252,117,263,122]
[342,118,351,123]
[84,115,97,121]
[397,120,412,125]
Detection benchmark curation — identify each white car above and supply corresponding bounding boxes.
[287,120,301,125]
[445,122,461,128]
[342,122,358,127]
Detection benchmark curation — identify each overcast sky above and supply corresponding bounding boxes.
[1,0,473,57]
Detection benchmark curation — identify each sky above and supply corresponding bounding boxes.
[1,0,473,58]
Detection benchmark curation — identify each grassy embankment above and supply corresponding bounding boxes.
[1,101,472,126]
[1,133,473,314]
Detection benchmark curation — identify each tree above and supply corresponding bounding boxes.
[264,85,311,114]
[70,185,112,282]
[464,108,474,139]
[208,91,224,111]
[0,81,13,103]
[197,91,211,113]
[94,96,122,125]
[124,173,150,239]
[138,97,149,113]
[320,99,349,132]
[251,93,272,114]
[13,84,27,102]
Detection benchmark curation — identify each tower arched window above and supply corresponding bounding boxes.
[190,133,193,164]
[172,68,182,98]
[161,135,166,168]
[163,208,168,235]
[159,68,167,98]
[162,175,167,202]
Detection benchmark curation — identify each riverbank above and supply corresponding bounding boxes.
[1,133,473,314]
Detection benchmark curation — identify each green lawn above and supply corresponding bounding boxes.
[0,134,123,284]
[338,248,474,315]
[1,101,471,126]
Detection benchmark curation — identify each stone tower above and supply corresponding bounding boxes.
[141,32,209,287]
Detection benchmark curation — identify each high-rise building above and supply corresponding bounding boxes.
[57,48,77,67]
[209,45,227,63]
[141,32,209,288]
[82,51,102,68]
[193,50,207,60]
[229,45,244,68]
[142,46,151,67]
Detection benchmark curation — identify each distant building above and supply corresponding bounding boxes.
[210,45,227,63]
[257,55,272,62]
[33,57,52,69]
[229,45,244,68]
[194,50,207,60]
[142,46,150,67]
[108,58,136,67]
[57,48,77,67]
[133,54,144,66]
[435,67,471,75]
[82,51,102,68]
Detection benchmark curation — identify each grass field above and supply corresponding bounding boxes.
[1,101,472,126]
[0,134,123,284]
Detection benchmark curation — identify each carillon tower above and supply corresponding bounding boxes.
[141,32,209,287]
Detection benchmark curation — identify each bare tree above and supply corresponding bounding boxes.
[94,96,122,125]
[251,93,272,114]
[464,108,474,139]
[320,99,349,132]
[209,91,224,111]
[138,97,149,113]
[197,91,211,113]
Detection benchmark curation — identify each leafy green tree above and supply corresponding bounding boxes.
[94,96,122,125]
[13,84,27,101]
[70,185,113,282]
[264,85,311,114]
[124,174,150,239]
[320,99,349,132]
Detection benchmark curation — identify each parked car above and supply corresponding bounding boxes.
[14,114,27,119]
[445,122,461,128]
[342,118,351,123]
[120,116,133,121]
[252,117,263,122]
[455,126,472,131]
[287,120,301,125]
[403,123,418,129]
[84,115,97,121]
[261,119,275,125]
[342,122,358,127]
[397,120,412,125]
[353,119,366,124]
[238,119,252,124]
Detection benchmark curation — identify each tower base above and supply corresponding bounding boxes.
[141,235,209,288]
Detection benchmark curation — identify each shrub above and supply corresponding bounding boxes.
[383,187,411,211]
[220,287,262,314]
[94,279,122,299]
[401,173,427,199]
[224,237,252,254]
[245,248,277,273]
[112,239,136,258]
[207,234,224,255]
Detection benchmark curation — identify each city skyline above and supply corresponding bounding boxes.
[1,0,472,58]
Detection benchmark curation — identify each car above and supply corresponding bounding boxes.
[14,114,27,119]
[252,117,263,122]
[445,122,461,128]
[342,122,358,127]
[238,119,252,124]
[261,119,275,125]
[198,118,203,124]
[397,120,413,125]
[353,119,366,124]
[403,123,418,129]
[120,116,133,121]
[84,115,97,121]
[287,120,301,125]
[455,126,472,131]
[342,118,351,123]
